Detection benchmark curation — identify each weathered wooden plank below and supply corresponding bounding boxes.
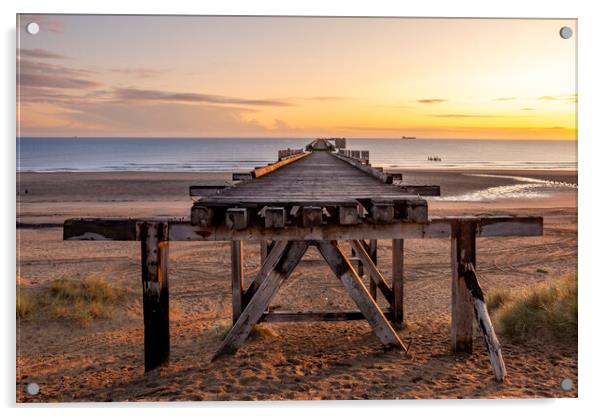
[190,205,213,227]
[264,206,286,229]
[302,206,323,227]
[331,152,392,183]
[394,185,441,196]
[370,200,394,224]
[225,208,248,230]
[260,309,394,322]
[350,240,393,305]
[368,240,377,299]
[451,220,476,353]
[139,221,170,372]
[231,241,244,324]
[232,172,253,182]
[392,238,404,327]
[189,182,233,197]
[63,218,137,241]
[316,241,407,351]
[213,241,309,359]
[338,205,359,225]
[463,262,507,382]
[252,152,309,178]
[64,216,543,243]
[242,240,288,307]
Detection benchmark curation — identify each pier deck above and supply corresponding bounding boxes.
[63,139,543,381]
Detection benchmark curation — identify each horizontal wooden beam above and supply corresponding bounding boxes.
[63,215,543,242]
[260,309,394,322]
[394,185,441,196]
[252,152,310,178]
[331,152,392,183]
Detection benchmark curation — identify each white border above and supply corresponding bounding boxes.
[3,0,600,414]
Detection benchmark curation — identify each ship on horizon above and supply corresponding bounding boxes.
[401,136,417,140]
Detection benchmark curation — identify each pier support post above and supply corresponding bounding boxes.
[368,240,378,300]
[231,241,244,323]
[139,221,170,372]
[392,239,404,327]
[451,221,476,353]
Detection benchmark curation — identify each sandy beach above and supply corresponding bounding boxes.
[16,169,577,402]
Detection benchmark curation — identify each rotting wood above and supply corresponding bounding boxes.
[190,205,213,227]
[316,241,407,351]
[451,220,476,353]
[213,241,309,359]
[139,221,170,372]
[371,200,394,224]
[350,240,393,305]
[462,262,507,382]
[225,208,248,230]
[338,205,359,225]
[302,206,323,227]
[264,206,286,228]
[392,239,404,327]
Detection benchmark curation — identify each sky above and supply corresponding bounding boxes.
[17,15,577,140]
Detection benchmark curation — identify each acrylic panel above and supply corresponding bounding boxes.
[16,15,577,402]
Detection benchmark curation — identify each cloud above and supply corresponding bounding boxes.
[520,107,536,111]
[537,95,558,101]
[111,68,166,79]
[19,73,102,89]
[417,98,447,104]
[18,48,67,60]
[494,97,517,101]
[18,59,101,90]
[303,96,345,101]
[113,87,292,107]
[428,113,495,118]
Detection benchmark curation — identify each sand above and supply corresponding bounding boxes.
[16,169,578,402]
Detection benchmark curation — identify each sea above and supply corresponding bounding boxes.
[16,138,577,173]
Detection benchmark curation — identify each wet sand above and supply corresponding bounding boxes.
[16,170,578,402]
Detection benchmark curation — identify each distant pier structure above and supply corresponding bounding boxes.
[64,138,543,382]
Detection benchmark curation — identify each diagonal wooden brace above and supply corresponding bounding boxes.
[350,240,393,306]
[212,241,309,360]
[316,241,407,352]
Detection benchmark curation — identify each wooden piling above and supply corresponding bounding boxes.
[231,241,244,323]
[368,240,377,299]
[139,221,170,372]
[392,239,404,327]
[462,262,507,381]
[451,221,476,353]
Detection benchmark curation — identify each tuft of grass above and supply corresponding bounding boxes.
[16,287,35,318]
[488,275,577,342]
[486,289,513,313]
[211,322,277,341]
[17,278,133,325]
[249,324,278,340]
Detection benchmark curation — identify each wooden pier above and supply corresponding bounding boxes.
[63,138,543,381]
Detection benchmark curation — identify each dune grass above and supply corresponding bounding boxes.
[17,278,134,325]
[212,322,278,341]
[486,275,577,342]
